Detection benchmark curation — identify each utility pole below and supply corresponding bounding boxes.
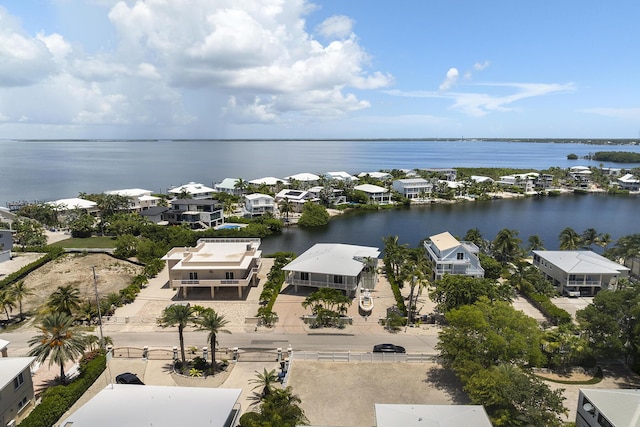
[92,266,105,349]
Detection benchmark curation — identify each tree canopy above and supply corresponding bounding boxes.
[429,275,512,314]
[297,202,330,227]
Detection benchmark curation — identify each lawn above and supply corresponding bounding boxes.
[49,236,117,248]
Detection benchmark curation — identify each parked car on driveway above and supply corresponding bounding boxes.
[373,343,406,353]
[115,372,144,385]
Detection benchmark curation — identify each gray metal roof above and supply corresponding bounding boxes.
[0,357,35,390]
[283,243,380,276]
[375,404,492,427]
[533,251,629,274]
[58,385,241,427]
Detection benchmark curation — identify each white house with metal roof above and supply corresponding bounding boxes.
[168,182,215,199]
[248,176,288,187]
[243,193,275,216]
[162,238,261,299]
[274,189,314,213]
[424,231,484,280]
[357,171,392,180]
[57,385,242,427]
[353,184,391,204]
[215,178,243,196]
[282,243,380,295]
[0,357,36,427]
[375,404,492,427]
[617,173,640,191]
[325,171,359,182]
[105,188,160,212]
[392,178,433,199]
[533,251,629,296]
[48,197,100,217]
[576,388,640,427]
[284,172,320,187]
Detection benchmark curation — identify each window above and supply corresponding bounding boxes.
[18,396,29,411]
[189,272,198,280]
[300,272,309,281]
[333,275,343,284]
[13,372,24,389]
[226,272,234,280]
[597,413,613,427]
[456,252,464,260]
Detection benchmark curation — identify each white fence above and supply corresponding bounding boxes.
[291,351,437,363]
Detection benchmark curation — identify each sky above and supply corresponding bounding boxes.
[0,0,639,140]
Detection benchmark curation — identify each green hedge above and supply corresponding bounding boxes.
[0,247,64,291]
[19,350,106,427]
[256,252,295,325]
[523,291,572,325]
[383,259,407,315]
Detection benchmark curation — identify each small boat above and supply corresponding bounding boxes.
[359,289,374,313]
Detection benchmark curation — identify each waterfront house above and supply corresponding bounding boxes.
[248,176,288,190]
[307,186,346,205]
[57,385,242,427]
[424,231,484,281]
[0,357,36,427]
[0,230,13,263]
[569,166,592,188]
[215,178,243,196]
[497,173,538,192]
[422,168,457,181]
[357,171,392,180]
[576,388,640,427]
[243,193,275,216]
[282,243,380,296]
[470,175,494,184]
[532,250,629,296]
[168,182,215,200]
[162,238,261,299]
[139,206,169,225]
[163,199,224,229]
[375,404,492,427]
[48,197,100,221]
[617,173,640,191]
[353,184,391,204]
[274,189,313,213]
[105,188,160,212]
[284,172,320,188]
[392,178,433,199]
[325,171,359,182]
[601,167,622,177]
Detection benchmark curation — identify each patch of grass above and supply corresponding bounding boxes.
[50,236,117,248]
[536,367,603,385]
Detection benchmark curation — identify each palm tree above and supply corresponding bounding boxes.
[581,228,599,249]
[278,198,293,221]
[0,289,16,322]
[234,178,248,195]
[27,312,87,384]
[559,227,582,250]
[527,234,545,252]
[250,368,279,399]
[9,280,33,320]
[492,228,522,263]
[194,308,231,372]
[157,304,196,364]
[597,233,612,250]
[47,284,82,316]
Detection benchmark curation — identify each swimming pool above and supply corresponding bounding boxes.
[217,224,242,230]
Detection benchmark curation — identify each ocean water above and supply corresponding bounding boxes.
[1,139,640,204]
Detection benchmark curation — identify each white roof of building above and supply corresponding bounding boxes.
[354,184,388,194]
[48,198,98,210]
[357,171,392,179]
[105,188,153,197]
[275,189,309,201]
[245,193,274,201]
[325,171,358,181]
[375,404,493,427]
[470,175,494,183]
[283,243,380,276]
[619,173,640,183]
[284,172,320,182]
[570,166,590,171]
[429,231,461,252]
[163,239,261,270]
[168,182,215,194]
[139,195,161,201]
[58,385,242,427]
[394,178,430,185]
[580,389,640,427]
[215,178,239,190]
[249,177,288,186]
[0,338,8,351]
[533,250,630,274]
[0,357,35,390]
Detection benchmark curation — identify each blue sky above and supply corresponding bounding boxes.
[0,0,639,139]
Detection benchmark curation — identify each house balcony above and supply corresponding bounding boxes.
[286,277,358,292]
[566,280,601,286]
[171,267,258,288]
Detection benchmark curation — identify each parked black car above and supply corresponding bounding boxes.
[115,372,144,385]
[372,343,406,353]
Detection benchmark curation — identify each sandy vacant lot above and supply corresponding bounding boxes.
[19,253,143,316]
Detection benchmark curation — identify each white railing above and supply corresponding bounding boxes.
[291,351,437,363]
[286,278,357,292]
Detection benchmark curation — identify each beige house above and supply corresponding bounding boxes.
[424,231,484,281]
[0,357,36,427]
[162,238,261,299]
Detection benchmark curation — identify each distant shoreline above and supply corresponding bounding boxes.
[1,138,638,145]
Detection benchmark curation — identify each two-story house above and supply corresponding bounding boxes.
[617,173,640,191]
[105,188,160,212]
[532,250,629,296]
[353,184,391,204]
[163,199,224,229]
[162,238,262,299]
[168,182,216,200]
[243,194,275,217]
[0,230,13,263]
[423,231,484,281]
[392,178,433,199]
[0,357,36,427]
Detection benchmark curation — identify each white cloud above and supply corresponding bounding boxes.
[316,15,354,39]
[473,60,490,71]
[387,82,575,117]
[578,108,640,120]
[439,68,459,91]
